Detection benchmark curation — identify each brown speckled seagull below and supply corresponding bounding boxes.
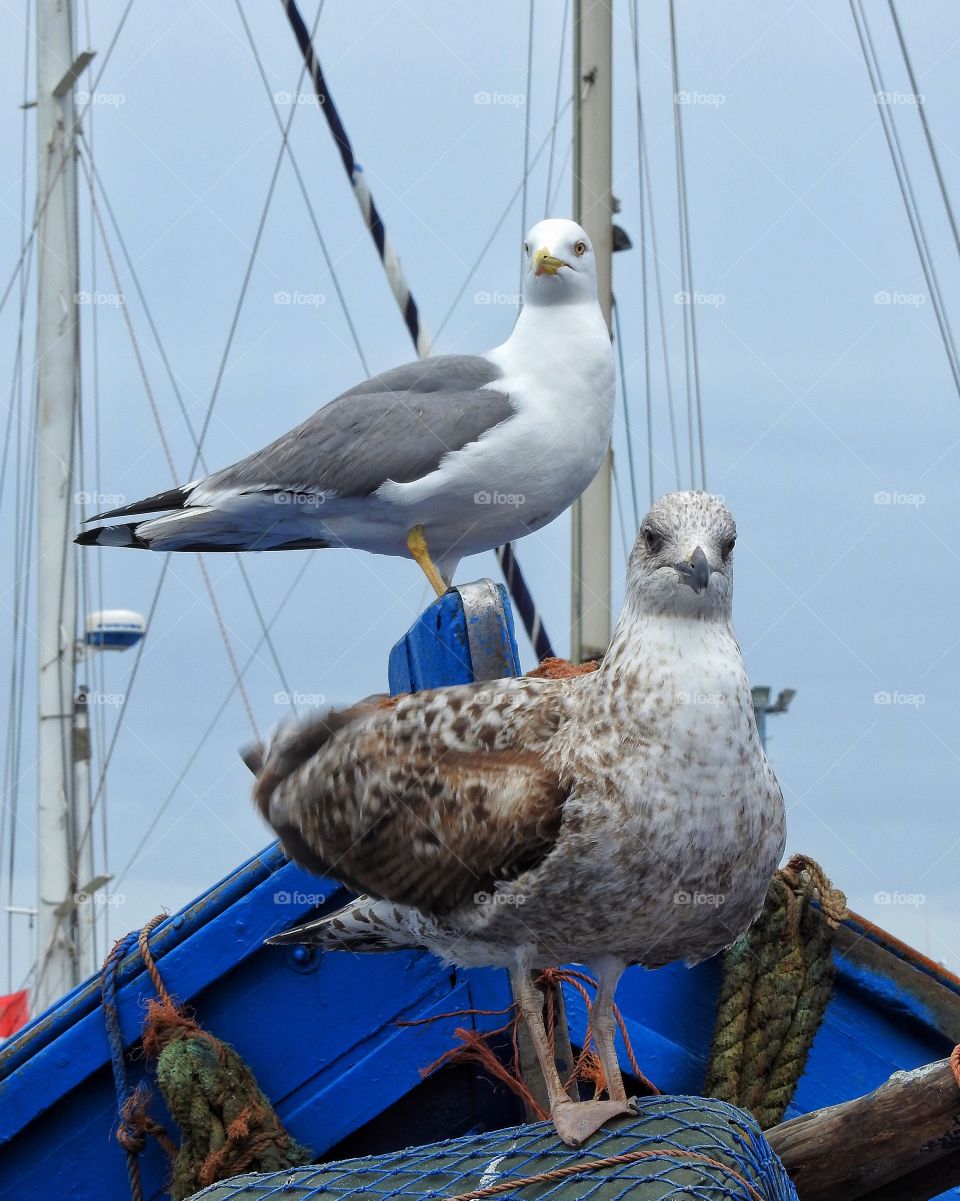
[253,491,786,1145]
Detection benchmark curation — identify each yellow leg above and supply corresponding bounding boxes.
[406,525,447,597]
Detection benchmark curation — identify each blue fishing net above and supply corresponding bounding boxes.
[188,1095,796,1201]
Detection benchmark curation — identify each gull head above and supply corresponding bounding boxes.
[521,218,599,307]
[626,491,737,620]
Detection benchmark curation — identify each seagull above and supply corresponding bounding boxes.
[76,218,614,595]
[251,492,786,1145]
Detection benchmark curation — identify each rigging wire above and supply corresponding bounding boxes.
[849,0,960,401]
[627,0,653,507]
[627,0,681,490]
[77,140,296,711]
[233,0,370,376]
[2,0,35,991]
[612,295,640,530]
[77,148,261,741]
[886,1,960,258]
[188,3,333,475]
[668,0,707,490]
[543,0,571,219]
[434,95,574,342]
[112,554,315,889]
[519,0,536,294]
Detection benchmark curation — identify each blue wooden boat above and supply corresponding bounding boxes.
[1,585,958,1200]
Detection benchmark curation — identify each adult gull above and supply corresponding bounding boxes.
[77,218,614,595]
[251,492,787,1144]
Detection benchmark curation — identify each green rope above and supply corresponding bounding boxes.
[151,1018,312,1201]
[126,917,312,1201]
[703,855,846,1129]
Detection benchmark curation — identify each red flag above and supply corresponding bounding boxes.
[0,990,28,1038]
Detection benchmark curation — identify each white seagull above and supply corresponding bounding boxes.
[251,492,787,1145]
[77,218,614,595]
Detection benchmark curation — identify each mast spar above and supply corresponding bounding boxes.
[33,0,87,1011]
[570,0,613,664]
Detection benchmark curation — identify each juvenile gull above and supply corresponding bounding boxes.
[252,492,786,1144]
[76,218,614,595]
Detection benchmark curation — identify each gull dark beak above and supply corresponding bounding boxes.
[675,546,711,594]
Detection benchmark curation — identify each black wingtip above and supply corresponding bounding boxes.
[75,522,149,549]
[85,484,192,523]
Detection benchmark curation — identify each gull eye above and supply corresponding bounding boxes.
[721,535,736,562]
[523,242,530,255]
[574,240,587,256]
[642,526,664,554]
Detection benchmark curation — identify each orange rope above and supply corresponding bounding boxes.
[442,1146,767,1201]
[409,967,659,1109]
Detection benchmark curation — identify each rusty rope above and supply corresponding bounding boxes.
[442,1146,768,1201]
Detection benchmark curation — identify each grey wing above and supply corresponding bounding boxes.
[197,354,514,502]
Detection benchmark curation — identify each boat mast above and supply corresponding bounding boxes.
[34,0,83,1011]
[570,0,613,664]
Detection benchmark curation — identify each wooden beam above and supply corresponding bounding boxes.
[767,1057,960,1201]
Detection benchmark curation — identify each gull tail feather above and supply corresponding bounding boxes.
[77,505,332,552]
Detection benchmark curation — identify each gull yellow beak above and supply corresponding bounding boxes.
[532,247,566,277]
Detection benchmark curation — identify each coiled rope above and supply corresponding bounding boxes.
[704,854,847,1129]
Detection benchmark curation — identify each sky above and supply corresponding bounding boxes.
[2,0,960,1001]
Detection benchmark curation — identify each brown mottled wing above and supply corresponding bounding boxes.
[254,678,570,914]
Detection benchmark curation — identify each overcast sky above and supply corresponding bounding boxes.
[3,0,960,1000]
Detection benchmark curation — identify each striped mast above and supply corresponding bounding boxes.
[280,0,554,660]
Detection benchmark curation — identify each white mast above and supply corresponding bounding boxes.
[34,0,83,1011]
[570,0,613,664]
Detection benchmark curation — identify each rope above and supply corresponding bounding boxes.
[279,0,555,660]
[704,854,847,1129]
[413,966,658,1119]
[443,1146,768,1201]
[102,911,311,1201]
[101,915,175,1201]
